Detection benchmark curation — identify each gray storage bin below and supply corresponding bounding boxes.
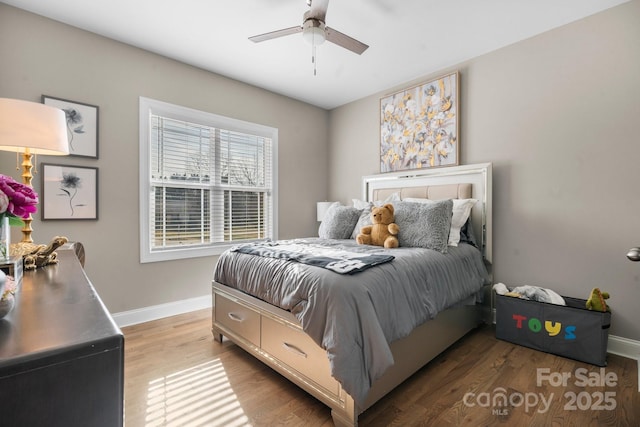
[495,293,610,366]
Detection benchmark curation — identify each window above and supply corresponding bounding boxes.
[139,97,277,262]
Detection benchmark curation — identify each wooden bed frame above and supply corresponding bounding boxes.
[212,163,492,426]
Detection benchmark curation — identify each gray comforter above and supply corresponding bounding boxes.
[213,238,489,408]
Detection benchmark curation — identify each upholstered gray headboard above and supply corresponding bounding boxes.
[363,163,492,264]
[372,183,472,201]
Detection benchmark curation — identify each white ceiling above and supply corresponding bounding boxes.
[2,0,629,109]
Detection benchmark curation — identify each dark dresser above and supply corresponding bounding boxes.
[0,246,124,427]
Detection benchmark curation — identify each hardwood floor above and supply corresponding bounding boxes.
[123,309,639,426]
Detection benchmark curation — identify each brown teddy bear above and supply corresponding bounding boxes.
[356,203,400,248]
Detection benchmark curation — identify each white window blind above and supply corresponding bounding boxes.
[140,97,277,262]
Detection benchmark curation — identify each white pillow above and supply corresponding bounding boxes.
[403,198,477,246]
[352,191,400,210]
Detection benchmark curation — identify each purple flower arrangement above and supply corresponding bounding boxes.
[0,174,39,225]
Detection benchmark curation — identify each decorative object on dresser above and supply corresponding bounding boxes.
[0,255,22,287]
[0,271,16,319]
[42,95,99,159]
[22,235,69,270]
[0,217,9,261]
[380,71,459,173]
[0,173,40,260]
[0,98,69,258]
[0,244,124,426]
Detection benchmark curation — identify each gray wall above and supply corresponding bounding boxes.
[0,4,329,313]
[2,2,639,342]
[329,0,640,340]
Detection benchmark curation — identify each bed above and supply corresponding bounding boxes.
[211,162,493,426]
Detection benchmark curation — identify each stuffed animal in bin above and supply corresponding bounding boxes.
[586,288,611,312]
[356,204,399,248]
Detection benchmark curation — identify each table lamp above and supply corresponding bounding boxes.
[0,98,69,256]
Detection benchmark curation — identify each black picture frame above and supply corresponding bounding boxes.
[42,95,99,159]
[41,163,99,220]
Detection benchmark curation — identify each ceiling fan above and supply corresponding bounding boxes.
[249,0,369,66]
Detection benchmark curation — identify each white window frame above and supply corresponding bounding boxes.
[139,97,278,263]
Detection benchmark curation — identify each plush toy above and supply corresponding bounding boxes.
[585,288,611,312]
[493,283,566,305]
[356,203,399,248]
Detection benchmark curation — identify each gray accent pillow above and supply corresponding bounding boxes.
[393,200,453,252]
[319,203,360,239]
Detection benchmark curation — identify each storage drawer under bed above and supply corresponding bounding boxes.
[214,293,261,347]
[261,315,339,395]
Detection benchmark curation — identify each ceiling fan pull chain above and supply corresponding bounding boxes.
[312,44,318,76]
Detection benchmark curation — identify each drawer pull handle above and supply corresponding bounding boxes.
[228,312,243,322]
[282,342,307,358]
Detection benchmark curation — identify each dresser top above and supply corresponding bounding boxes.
[0,248,122,371]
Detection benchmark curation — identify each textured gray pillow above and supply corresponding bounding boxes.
[319,203,360,239]
[394,200,453,252]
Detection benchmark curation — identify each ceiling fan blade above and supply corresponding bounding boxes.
[308,0,330,21]
[325,27,369,54]
[249,26,302,43]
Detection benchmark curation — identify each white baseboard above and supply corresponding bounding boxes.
[607,335,640,361]
[607,335,640,392]
[112,294,211,328]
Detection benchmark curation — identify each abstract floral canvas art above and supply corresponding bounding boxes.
[380,71,459,172]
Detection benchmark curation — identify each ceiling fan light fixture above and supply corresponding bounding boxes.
[302,19,326,46]
[249,1,368,57]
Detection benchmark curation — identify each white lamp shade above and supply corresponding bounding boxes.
[317,201,334,222]
[0,98,69,155]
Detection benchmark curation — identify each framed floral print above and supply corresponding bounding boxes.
[41,164,98,220]
[42,95,99,158]
[380,71,459,173]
